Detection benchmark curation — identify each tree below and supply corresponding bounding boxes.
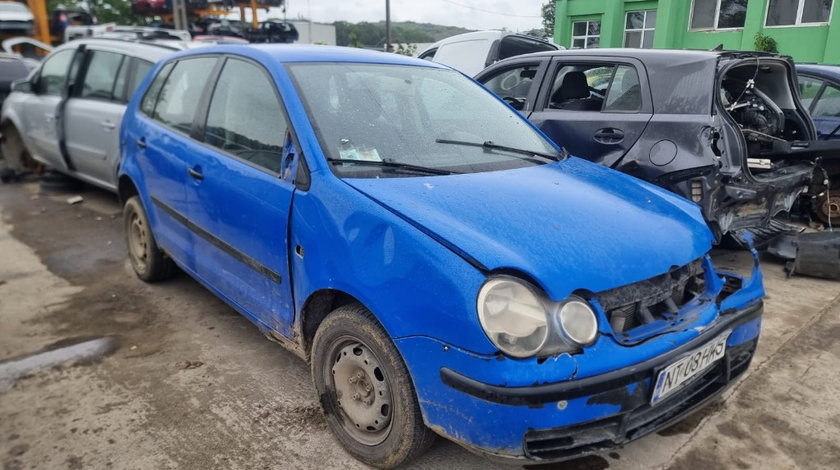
[541,1,555,36]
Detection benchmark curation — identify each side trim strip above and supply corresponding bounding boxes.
[151,196,282,284]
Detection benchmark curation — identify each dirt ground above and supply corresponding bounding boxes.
[1,178,838,470]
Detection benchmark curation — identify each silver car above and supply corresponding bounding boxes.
[1,38,188,191]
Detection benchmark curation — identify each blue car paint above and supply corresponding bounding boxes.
[119,44,765,461]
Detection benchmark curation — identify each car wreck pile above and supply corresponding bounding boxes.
[0,41,837,469]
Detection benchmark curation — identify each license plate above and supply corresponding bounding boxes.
[650,331,731,405]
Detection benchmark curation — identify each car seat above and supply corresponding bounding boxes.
[550,71,602,111]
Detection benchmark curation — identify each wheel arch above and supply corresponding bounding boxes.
[118,174,139,206]
[299,288,371,361]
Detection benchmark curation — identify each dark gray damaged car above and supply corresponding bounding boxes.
[476,49,832,240]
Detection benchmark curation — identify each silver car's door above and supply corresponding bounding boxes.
[22,48,75,169]
[63,48,129,189]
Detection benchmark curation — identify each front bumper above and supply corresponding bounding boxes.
[397,298,763,462]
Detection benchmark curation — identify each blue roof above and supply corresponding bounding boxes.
[172,43,447,68]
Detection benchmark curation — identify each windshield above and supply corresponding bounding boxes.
[287,63,560,178]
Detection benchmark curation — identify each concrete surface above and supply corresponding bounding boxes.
[1,178,838,470]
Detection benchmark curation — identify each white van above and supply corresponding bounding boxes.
[418,31,559,76]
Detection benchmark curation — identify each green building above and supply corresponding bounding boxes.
[552,0,840,63]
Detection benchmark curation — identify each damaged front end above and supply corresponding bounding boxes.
[397,246,764,462]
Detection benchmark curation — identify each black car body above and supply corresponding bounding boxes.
[796,63,840,223]
[476,49,829,240]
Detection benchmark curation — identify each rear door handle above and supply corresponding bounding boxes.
[136,138,146,148]
[44,112,56,122]
[593,128,625,144]
[187,167,204,180]
[101,120,116,131]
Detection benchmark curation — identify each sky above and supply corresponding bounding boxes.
[273,0,548,32]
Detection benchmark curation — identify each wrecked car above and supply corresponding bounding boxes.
[796,63,840,224]
[476,49,821,240]
[118,44,765,468]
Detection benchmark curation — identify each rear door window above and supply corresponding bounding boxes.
[798,75,825,110]
[152,57,217,133]
[546,63,642,113]
[812,85,840,118]
[80,50,125,101]
[603,65,642,112]
[203,58,287,173]
[140,62,174,116]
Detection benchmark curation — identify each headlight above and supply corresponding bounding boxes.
[554,298,598,346]
[477,276,548,358]
[478,277,600,358]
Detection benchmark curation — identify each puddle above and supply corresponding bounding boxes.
[0,336,118,391]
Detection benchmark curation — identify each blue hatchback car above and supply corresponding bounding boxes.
[118,45,765,468]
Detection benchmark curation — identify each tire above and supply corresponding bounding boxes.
[123,196,176,282]
[0,124,37,173]
[311,304,435,469]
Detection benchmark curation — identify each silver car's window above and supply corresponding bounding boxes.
[37,49,74,96]
[152,57,216,134]
[204,58,287,173]
[80,50,125,101]
[288,63,558,177]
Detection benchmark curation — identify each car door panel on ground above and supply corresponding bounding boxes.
[527,58,653,168]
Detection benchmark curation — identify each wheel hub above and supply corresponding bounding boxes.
[331,341,392,443]
[128,212,148,269]
[819,193,840,223]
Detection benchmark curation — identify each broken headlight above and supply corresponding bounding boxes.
[477,276,598,358]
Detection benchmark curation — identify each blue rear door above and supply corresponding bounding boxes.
[132,57,219,270]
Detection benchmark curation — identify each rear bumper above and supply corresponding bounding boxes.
[664,163,812,239]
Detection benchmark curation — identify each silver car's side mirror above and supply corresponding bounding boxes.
[11,79,32,93]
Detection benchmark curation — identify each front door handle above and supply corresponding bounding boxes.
[45,112,56,122]
[593,128,625,144]
[101,120,116,131]
[187,167,204,180]
[136,138,146,148]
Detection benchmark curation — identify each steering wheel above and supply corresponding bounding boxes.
[502,96,526,110]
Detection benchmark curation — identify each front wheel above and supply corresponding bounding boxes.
[123,196,176,282]
[311,304,435,469]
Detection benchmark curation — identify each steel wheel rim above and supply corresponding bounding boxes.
[324,336,393,446]
[127,209,148,272]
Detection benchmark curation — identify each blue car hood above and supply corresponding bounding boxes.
[344,158,713,300]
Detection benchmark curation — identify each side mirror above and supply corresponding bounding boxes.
[11,79,32,93]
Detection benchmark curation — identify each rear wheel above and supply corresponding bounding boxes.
[311,304,435,469]
[123,196,176,282]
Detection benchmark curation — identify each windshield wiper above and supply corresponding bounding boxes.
[435,138,565,162]
[327,158,459,175]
